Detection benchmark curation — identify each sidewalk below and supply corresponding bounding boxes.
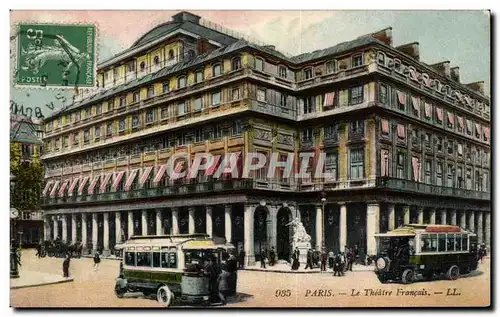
[242,262,374,273]
[10,270,73,289]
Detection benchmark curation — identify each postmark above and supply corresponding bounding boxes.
[15,23,97,89]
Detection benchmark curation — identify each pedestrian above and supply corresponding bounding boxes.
[321,249,327,272]
[291,247,300,270]
[36,243,42,258]
[340,252,346,275]
[333,253,341,276]
[269,247,276,266]
[328,250,334,270]
[305,249,313,270]
[346,248,354,271]
[217,263,232,305]
[204,256,219,303]
[62,254,71,278]
[93,251,101,271]
[260,248,267,269]
[238,249,245,268]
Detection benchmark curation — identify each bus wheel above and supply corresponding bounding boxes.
[401,269,414,284]
[377,275,388,284]
[157,285,173,307]
[114,285,125,298]
[446,265,460,281]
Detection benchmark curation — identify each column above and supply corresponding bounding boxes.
[81,213,87,247]
[244,204,255,266]
[103,212,109,251]
[402,205,410,225]
[172,208,179,235]
[417,207,424,224]
[61,215,68,242]
[188,207,195,234]
[388,203,395,230]
[468,210,475,233]
[156,210,162,235]
[460,210,466,229]
[128,211,134,238]
[440,209,447,225]
[44,218,50,240]
[477,212,483,243]
[316,204,323,250]
[115,212,122,243]
[71,214,77,243]
[450,209,457,226]
[485,213,491,249]
[53,217,59,240]
[206,206,213,237]
[339,203,347,251]
[366,203,380,256]
[224,205,232,243]
[429,208,436,224]
[267,206,277,252]
[92,213,98,251]
[141,210,148,236]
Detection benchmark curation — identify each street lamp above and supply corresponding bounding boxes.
[383,152,389,177]
[10,207,20,278]
[320,193,327,250]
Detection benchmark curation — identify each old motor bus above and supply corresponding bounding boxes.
[374,224,479,284]
[114,234,236,306]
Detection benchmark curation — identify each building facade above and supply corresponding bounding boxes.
[11,115,44,247]
[41,12,491,263]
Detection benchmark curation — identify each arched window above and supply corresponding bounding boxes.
[140,61,146,71]
[232,57,241,71]
[168,50,175,60]
[153,56,160,65]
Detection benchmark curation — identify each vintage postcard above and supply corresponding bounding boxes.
[9,10,491,309]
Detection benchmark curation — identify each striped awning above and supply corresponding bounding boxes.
[67,177,80,196]
[50,180,60,198]
[139,166,154,186]
[78,176,89,196]
[42,180,54,196]
[153,164,167,185]
[124,169,139,191]
[57,180,69,197]
[99,173,113,193]
[112,171,126,192]
[87,175,100,195]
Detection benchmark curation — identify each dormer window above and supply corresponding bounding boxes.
[352,54,363,67]
[118,119,125,132]
[140,61,146,71]
[168,50,175,60]
[147,86,154,98]
[212,64,222,77]
[255,57,264,71]
[133,92,140,103]
[326,60,336,74]
[126,60,135,73]
[195,70,204,83]
[278,66,287,79]
[377,52,386,65]
[231,57,241,71]
[304,68,313,80]
[178,76,186,89]
[113,68,119,82]
[132,115,139,129]
[153,56,160,65]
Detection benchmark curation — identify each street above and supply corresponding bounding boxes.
[11,249,490,308]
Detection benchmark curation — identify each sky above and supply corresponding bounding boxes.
[9,10,491,118]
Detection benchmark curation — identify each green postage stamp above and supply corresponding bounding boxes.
[15,23,97,89]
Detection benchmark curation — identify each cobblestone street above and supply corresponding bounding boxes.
[11,249,490,308]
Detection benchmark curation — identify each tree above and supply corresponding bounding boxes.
[10,143,44,211]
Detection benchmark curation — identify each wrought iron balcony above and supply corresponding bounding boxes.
[376,177,490,200]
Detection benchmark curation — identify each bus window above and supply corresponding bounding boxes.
[125,252,136,266]
[420,234,430,252]
[169,253,177,268]
[438,234,446,252]
[161,253,169,268]
[455,234,462,251]
[153,252,161,268]
[137,252,152,267]
[446,234,455,251]
[429,235,438,252]
[461,235,468,251]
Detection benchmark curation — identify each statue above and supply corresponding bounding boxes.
[286,217,311,245]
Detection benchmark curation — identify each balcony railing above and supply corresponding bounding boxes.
[42,179,256,206]
[376,177,490,200]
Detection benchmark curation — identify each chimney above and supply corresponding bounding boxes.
[450,67,460,83]
[196,38,214,55]
[396,42,420,60]
[430,61,451,78]
[363,27,392,46]
[466,81,484,94]
[172,11,201,24]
